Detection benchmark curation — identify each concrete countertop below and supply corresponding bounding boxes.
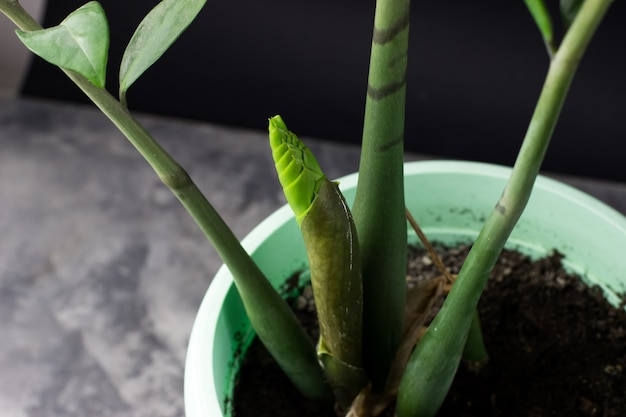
[1,97,625,417]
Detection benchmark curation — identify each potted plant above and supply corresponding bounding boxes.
[1,0,622,416]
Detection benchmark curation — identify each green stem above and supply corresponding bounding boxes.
[1,1,331,402]
[408,208,489,367]
[397,0,613,415]
[462,310,489,367]
[0,0,39,30]
[351,0,410,391]
[81,84,330,403]
[302,182,366,409]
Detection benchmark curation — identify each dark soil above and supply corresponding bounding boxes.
[232,245,626,417]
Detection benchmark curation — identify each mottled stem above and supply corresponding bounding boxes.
[351,0,410,391]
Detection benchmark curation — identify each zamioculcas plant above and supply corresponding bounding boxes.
[0,0,614,415]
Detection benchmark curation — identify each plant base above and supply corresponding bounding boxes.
[233,245,626,417]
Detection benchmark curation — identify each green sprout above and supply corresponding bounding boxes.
[0,0,614,415]
[269,114,366,409]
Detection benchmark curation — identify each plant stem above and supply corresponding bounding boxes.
[462,311,489,367]
[351,0,410,391]
[407,208,489,366]
[1,1,331,401]
[397,0,613,415]
[0,0,38,30]
[79,88,330,403]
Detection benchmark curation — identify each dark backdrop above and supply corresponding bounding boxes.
[21,1,626,181]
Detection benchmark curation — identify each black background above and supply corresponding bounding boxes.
[21,1,626,181]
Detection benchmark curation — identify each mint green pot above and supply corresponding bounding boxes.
[184,160,626,417]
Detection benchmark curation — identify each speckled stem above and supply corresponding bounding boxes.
[351,0,410,391]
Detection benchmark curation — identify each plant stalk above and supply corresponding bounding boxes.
[352,0,410,391]
[75,89,331,403]
[1,1,331,401]
[0,0,38,30]
[462,310,489,367]
[397,0,613,415]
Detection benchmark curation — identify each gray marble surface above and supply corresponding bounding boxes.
[1,97,625,417]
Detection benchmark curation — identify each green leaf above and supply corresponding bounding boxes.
[524,0,555,53]
[16,1,109,88]
[119,0,206,97]
[561,0,585,29]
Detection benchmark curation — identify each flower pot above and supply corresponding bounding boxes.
[184,160,626,417]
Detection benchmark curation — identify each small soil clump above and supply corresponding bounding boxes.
[232,245,626,417]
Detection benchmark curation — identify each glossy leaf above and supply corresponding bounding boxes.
[561,0,585,29]
[119,0,206,97]
[16,1,109,88]
[524,0,554,53]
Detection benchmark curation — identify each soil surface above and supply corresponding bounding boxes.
[232,245,626,417]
